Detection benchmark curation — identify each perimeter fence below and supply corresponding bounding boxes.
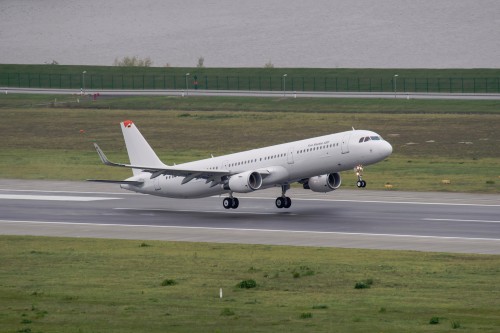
[2,73,500,93]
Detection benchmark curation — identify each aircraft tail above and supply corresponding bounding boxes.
[120,120,166,175]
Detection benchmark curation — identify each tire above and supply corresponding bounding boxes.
[223,197,233,209]
[231,197,239,209]
[275,197,284,209]
[284,197,292,208]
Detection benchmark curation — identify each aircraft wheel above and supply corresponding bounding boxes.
[223,197,233,209]
[361,180,367,188]
[356,181,363,188]
[284,197,292,208]
[275,197,285,209]
[231,197,239,209]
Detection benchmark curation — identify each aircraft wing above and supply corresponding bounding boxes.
[93,143,231,186]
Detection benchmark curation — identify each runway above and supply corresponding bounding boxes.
[1,179,499,254]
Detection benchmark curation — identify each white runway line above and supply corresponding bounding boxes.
[0,194,120,202]
[423,218,500,224]
[1,219,499,242]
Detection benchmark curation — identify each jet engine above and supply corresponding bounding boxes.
[304,173,341,193]
[224,171,263,193]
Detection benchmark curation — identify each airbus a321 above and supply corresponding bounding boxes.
[89,120,392,209]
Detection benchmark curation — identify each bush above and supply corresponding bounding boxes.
[161,279,177,286]
[264,60,274,68]
[113,56,153,67]
[451,320,461,329]
[429,316,440,325]
[300,312,313,319]
[220,308,235,316]
[312,304,328,309]
[237,279,257,289]
[197,56,205,68]
[354,279,373,289]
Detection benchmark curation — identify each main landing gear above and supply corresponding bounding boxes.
[222,185,293,209]
[275,184,292,209]
[355,165,367,188]
[222,195,239,209]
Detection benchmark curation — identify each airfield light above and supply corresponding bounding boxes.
[82,71,87,95]
[394,74,399,98]
[283,74,288,97]
[185,73,190,96]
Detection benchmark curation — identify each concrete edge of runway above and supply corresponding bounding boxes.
[2,219,500,255]
[4,87,500,100]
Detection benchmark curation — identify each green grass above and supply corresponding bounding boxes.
[1,236,499,333]
[3,94,500,114]
[0,98,499,192]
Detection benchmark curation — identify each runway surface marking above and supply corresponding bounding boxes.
[114,207,297,216]
[2,219,500,242]
[0,194,120,202]
[424,218,500,224]
[0,188,138,196]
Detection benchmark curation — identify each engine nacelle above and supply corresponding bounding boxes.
[305,173,342,193]
[224,171,263,193]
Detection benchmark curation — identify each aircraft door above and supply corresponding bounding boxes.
[287,147,294,164]
[154,177,161,191]
[341,133,350,154]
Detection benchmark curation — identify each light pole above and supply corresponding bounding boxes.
[185,73,190,96]
[82,71,87,95]
[393,74,398,98]
[282,74,287,97]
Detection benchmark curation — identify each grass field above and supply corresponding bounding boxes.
[2,236,500,333]
[0,94,499,192]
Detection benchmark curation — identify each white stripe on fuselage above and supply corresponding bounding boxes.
[127,130,390,199]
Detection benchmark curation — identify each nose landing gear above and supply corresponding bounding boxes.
[355,165,367,188]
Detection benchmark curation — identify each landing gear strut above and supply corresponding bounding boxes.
[355,165,367,188]
[275,184,292,209]
[223,194,239,209]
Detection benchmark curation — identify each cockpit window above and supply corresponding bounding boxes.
[360,135,383,143]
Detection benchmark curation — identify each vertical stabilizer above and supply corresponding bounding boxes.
[121,120,166,175]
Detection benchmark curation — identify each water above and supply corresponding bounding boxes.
[1,0,499,68]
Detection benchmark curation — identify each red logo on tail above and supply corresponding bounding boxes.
[123,120,133,128]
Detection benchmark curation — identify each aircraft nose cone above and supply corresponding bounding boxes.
[384,141,393,157]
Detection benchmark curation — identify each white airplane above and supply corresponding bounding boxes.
[89,120,392,209]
